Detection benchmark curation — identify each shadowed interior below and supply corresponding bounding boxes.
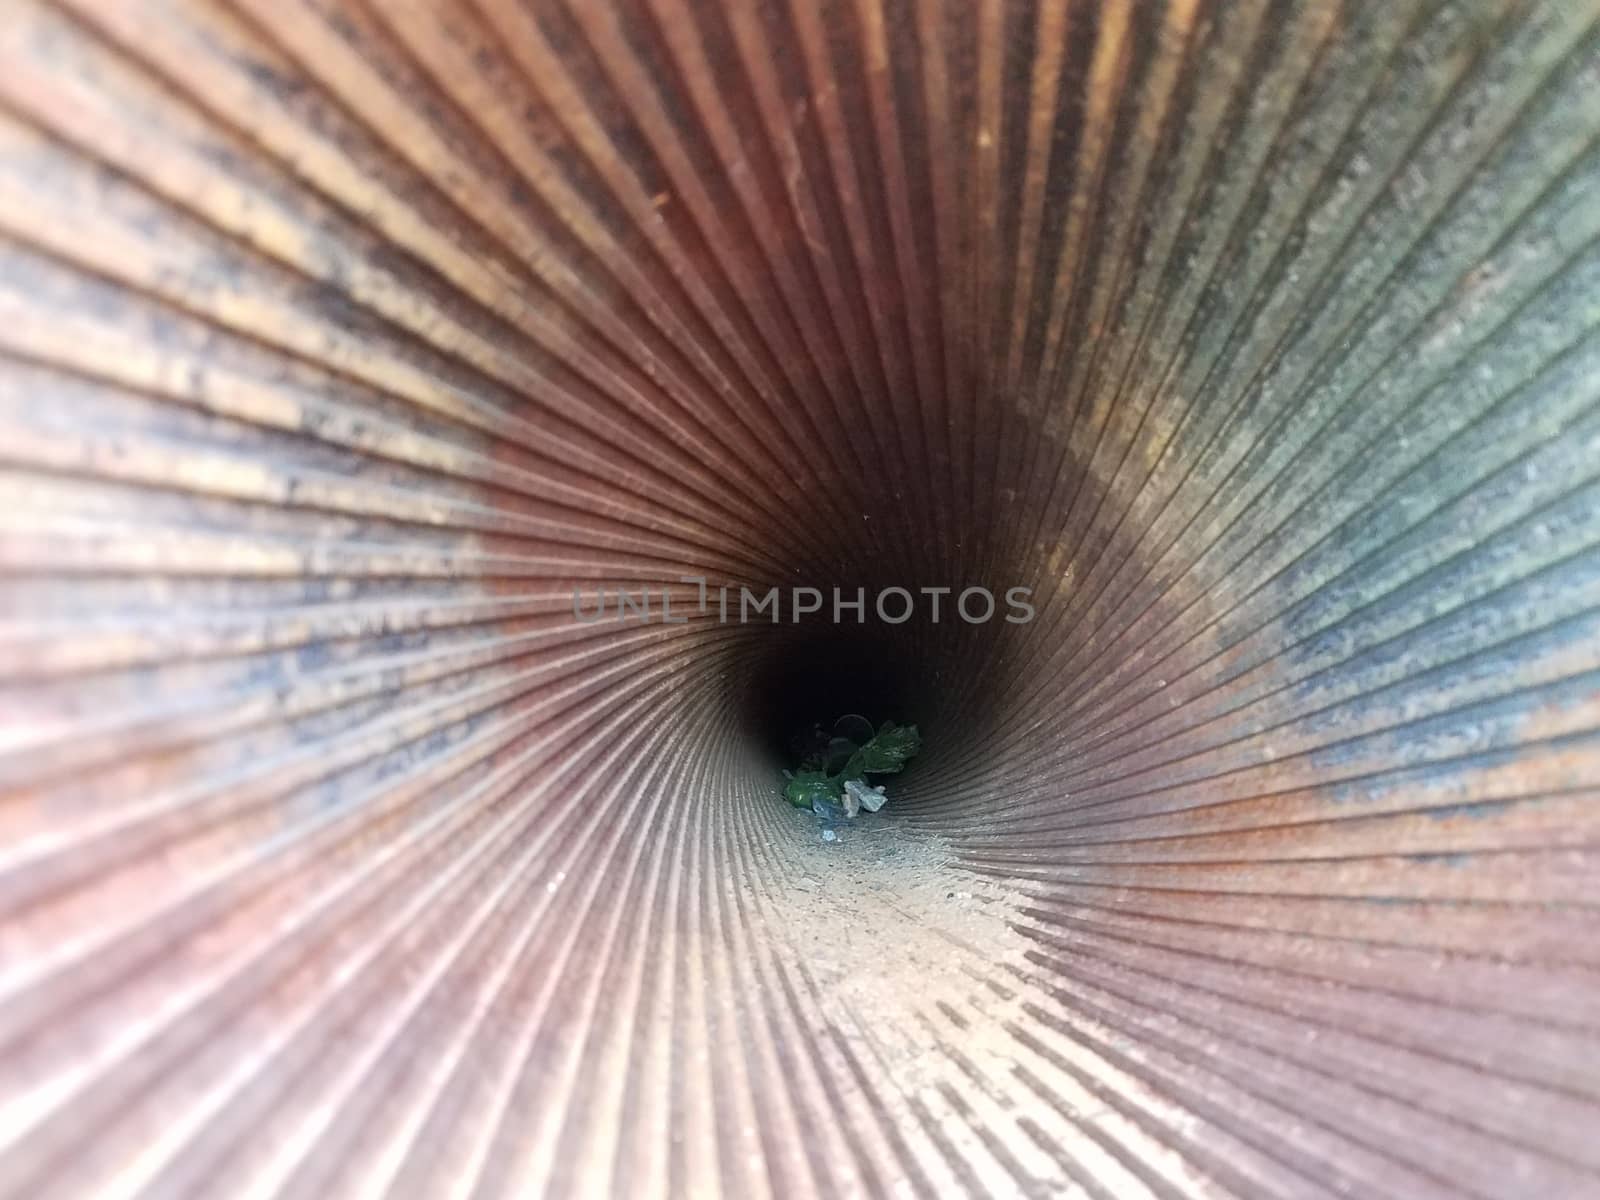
[2,0,1600,1197]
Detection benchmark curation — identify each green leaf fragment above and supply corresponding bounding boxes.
[839,721,921,780]
[784,769,842,808]
[783,719,921,807]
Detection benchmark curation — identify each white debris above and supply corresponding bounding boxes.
[845,778,888,813]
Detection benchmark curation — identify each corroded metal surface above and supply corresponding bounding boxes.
[2,0,1600,1196]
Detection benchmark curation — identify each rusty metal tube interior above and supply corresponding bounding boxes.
[2,0,1600,1196]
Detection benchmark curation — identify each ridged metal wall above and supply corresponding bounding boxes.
[2,0,1599,1195]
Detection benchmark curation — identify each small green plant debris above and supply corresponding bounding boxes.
[782,714,921,819]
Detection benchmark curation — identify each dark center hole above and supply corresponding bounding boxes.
[744,623,920,772]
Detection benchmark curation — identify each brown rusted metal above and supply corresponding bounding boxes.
[2,0,1599,1196]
